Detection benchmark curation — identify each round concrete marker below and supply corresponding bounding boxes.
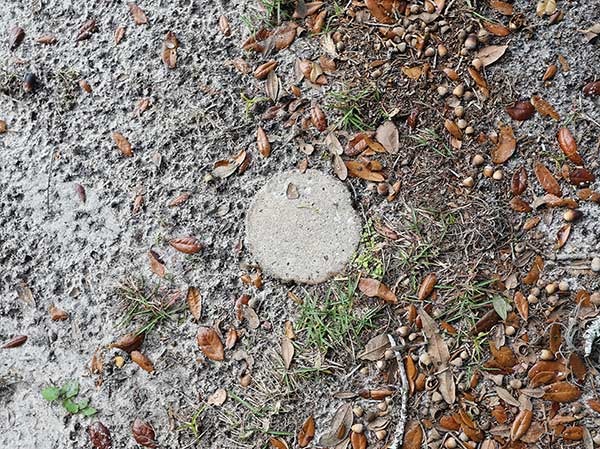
[246,169,362,284]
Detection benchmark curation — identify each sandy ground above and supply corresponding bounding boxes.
[2,0,600,448]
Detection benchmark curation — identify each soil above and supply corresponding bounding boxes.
[1,0,600,449]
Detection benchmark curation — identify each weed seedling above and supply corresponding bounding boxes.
[41,380,97,416]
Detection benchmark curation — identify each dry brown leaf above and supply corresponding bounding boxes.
[534,162,561,196]
[569,353,586,381]
[490,0,514,15]
[365,0,395,24]
[169,237,203,254]
[531,95,560,120]
[269,437,289,449]
[128,3,148,25]
[311,103,327,132]
[492,125,516,164]
[358,278,397,303]
[543,382,581,402]
[417,273,437,300]
[130,351,154,372]
[511,166,528,195]
[168,192,190,207]
[265,70,281,102]
[131,418,157,448]
[506,101,535,121]
[444,119,462,139]
[186,287,202,320]
[281,335,294,370]
[402,66,423,80]
[350,431,367,449]
[403,421,423,449]
[37,34,57,45]
[483,21,510,36]
[298,415,315,447]
[514,291,528,321]
[332,153,347,181]
[109,332,145,353]
[511,409,533,441]
[257,126,271,158]
[555,224,571,250]
[112,132,133,157]
[557,128,584,165]
[375,120,399,153]
[162,31,178,69]
[570,167,595,185]
[475,45,508,66]
[219,15,231,36]
[148,250,165,278]
[583,81,600,96]
[345,160,385,182]
[114,26,126,44]
[196,327,225,361]
[76,18,97,41]
[358,333,390,361]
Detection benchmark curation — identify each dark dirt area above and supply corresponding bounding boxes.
[2,1,600,449]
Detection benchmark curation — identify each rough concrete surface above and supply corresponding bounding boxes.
[246,169,362,284]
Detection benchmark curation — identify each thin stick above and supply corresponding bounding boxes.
[388,334,408,449]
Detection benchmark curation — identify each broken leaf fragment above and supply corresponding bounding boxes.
[131,418,158,448]
[492,125,516,164]
[130,351,154,373]
[298,415,315,447]
[358,333,390,361]
[281,335,294,369]
[196,327,225,361]
[186,286,202,320]
[169,237,203,254]
[112,132,133,157]
[161,31,178,69]
[358,278,397,303]
[128,2,148,25]
[475,45,508,67]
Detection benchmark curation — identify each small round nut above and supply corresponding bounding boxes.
[376,360,386,370]
[353,406,364,417]
[453,84,465,97]
[115,355,125,368]
[472,58,483,70]
[375,430,387,441]
[509,378,522,389]
[472,154,484,166]
[397,325,410,337]
[546,283,557,295]
[419,352,432,366]
[558,280,569,292]
[505,325,516,336]
[540,349,554,361]
[351,423,364,433]
[445,437,458,449]
[438,44,448,57]
[483,165,494,177]
[437,85,448,96]
[591,257,600,272]
[462,176,474,187]
[384,349,395,360]
[492,169,504,180]
[528,294,538,304]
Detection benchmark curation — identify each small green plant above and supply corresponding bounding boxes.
[408,128,452,158]
[241,93,270,118]
[353,220,385,279]
[176,404,208,440]
[328,87,380,131]
[41,380,97,416]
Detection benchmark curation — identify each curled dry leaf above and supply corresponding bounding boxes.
[131,418,158,448]
[475,45,508,67]
[569,353,586,381]
[269,438,289,449]
[37,34,57,44]
[490,0,513,15]
[298,415,315,447]
[563,426,584,441]
[483,21,510,36]
[49,304,69,321]
[534,162,561,197]
[557,128,583,165]
[543,64,558,81]
[444,119,462,139]
[543,382,581,402]
[162,31,178,69]
[186,286,202,320]
[128,2,148,25]
[131,351,154,373]
[207,388,227,406]
[88,421,112,449]
[555,223,571,250]
[358,278,397,303]
[254,60,277,79]
[417,273,437,300]
[109,332,145,353]
[148,250,165,278]
[311,103,327,132]
[403,421,423,449]
[509,196,532,213]
[169,237,203,254]
[219,15,231,36]
[114,26,125,45]
[506,101,535,121]
[570,167,595,185]
[225,328,238,349]
[168,192,190,207]
[345,160,385,182]
[511,166,528,195]
[514,291,528,321]
[332,153,347,181]
[531,95,560,121]
[350,431,367,449]
[365,0,395,24]
[112,132,133,157]
[2,335,27,349]
[76,18,97,41]
[358,333,390,361]
[281,335,294,369]
[0,120,6,134]
[375,120,399,153]
[492,124,516,164]
[511,409,533,441]
[265,70,281,102]
[9,26,25,49]
[196,327,225,361]
[257,126,271,157]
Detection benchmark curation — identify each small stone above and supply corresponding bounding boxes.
[437,85,448,96]
[591,292,600,305]
[457,119,467,129]
[384,349,394,360]
[351,423,364,434]
[353,406,364,417]
[460,350,469,360]
[375,430,387,441]
[425,47,435,57]
[472,154,484,166]
[408,332,418,341]
[360,366,369,375]
[450,357,463,367]
[454,105,465,118]
[464,34,477,50]
[492,169,504,180]
[558,281,569,292]
[465,126,474,135]
[472,58,483,70]
[527,294,538,304]
[376,360,386,370]
[540,349,554,361]
[445,437,458,449]
[531,287,540,296]
[431,391,443,402]
[563,209,581,222]
[592,257,600,272]
[509,379,522,389]
[115,355,125,368]
[453,84,465,97]
[438,44,447,57]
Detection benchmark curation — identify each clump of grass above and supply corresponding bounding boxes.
[353,219,385,279]
[408,127,452,158]
[297,277,379,354]
[328,86,381,131]
[241,0,294,31]
[117,277,185,335]
[175,404,208,441]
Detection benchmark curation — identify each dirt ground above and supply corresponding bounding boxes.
[1,0,600,449]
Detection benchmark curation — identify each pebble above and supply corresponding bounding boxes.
[419,352,432,366]
[540,349,554,361]
[465,126,475,135]
[360,367,369,375]
[531,287,541,296]
[558,281,569,292]
[375,430,387,441]
[592,257,600,272]
[445,437,458,449]
[437,85,448,96]
[351,423,364,434]
[527,294,538,304]
[460,350,469,360]
[376,360,386,370]
[464,34,477,49]
[453,84,465,97]
[438,44,447,57]
[591,292,600,305]
[455,105,465,118]
[457,119,467,129]
[408,332,418,341]
[594,434,600,446]
[509,379,522,389]
[431,391,443,402]
[472,58,483,70]
[115,355,125,368]
[384,349,394,360]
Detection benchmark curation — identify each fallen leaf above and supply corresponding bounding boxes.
[207,388,227,406]
[375,120,399,153]
[514,291,528,321]
[49,304,69,321]
[311,103,327,132]
[112,132,133,157]
[555,224,571,250]
[1,335,27,349]
[114,26,126,44]
[569,353,586,381]
[511,166,528,195]
[345,160,385,182]
[557,128,584,165]
[131,351,154,373]
[281,336,294,369]
[490,0,513,15]
[511,409,533,441]
[270,437,289,449]
[358,278,397,303]
[168,192,190,207]
[531,95,560,121]
[506,101,535,121]
[318,403,353,446]
[534,162,561,196]
[358,333,391,361]
[569,167,595,185]
[563,426,584,441]
[332,153,347,181]
[219,15,231,36]
[476,45,508,66]
[169,237,203,254]
[186,287,202,320]
[131,418,158,448]
[583,81,600,96]
[88,421,112,449]
[492,125,516,164]
[417,273,437,300]
[9,26,25,50]
[403,421,423,449]
[350,431,367,449]
[298,415,315,447]
[444,119,462,139]
[148,250,165,278]
[257,126,271,157]
[543,382,581,402]
[128,3,148,25]
[161,31,178,69]
[196,327,225,361]
[109,332,145,353]
[365,0,395,24]
[265,71,281,102]
[76,18,97,41]
[483,21,510,36]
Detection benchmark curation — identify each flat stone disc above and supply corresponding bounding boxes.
[245,169,362,284]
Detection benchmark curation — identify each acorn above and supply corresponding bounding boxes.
[23,72,37,92]
[563,209,582,222]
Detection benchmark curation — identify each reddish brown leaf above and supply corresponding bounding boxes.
[543,382,581,403]
[542,64,558,81]
[196,327,224,361]
[569,353,586,381]
[161,31,178,69]
[569,168,595,185]
[588,399,600,413]
[549,323,562,353]
[583,81,600,96]
[365,0,395,24]
[128,3,148,25]
[2,335,27,349]
[9,26,26,49]
[269,437,289,449]
[219,15,231,37]
[88,421,112,449]
[358,278,397,303]
[523,255,543,285]
[534,162,561,196]
[490,345,517,368]
[490,0,514,15]
[506,101,535,121]
[273,23,297,50]
[114,26,126,44]
[131,418,158,448]
[511,409,532,441]
[417,273,437,300]
[168,192,190,207]
[473,309,501,334]
[345,160,385,182]
[37,34,57,44]
[531,95,560,121]
[509,197,532,213]
[311,103,327,132]
[298,415,315,447]
[257,126,271,158]
[484,21,510,36]
[169,237,203,254]
[49,304,69,321]
[112,132,133,157]
[402,421,423,449]
[186,286,202,320]
[555,223,571,250]
[131,351,154,373]
[562,426,584,441]
[511,166,528,195]
[148,250,165,278]
[76,18,97,41]
[514,291,528,321]
[492,125,516,164]
[444,119,462,139]
[109,332,145,353]
[557,128,584,165]
[350,431,367,449]
[254,60,277,79]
